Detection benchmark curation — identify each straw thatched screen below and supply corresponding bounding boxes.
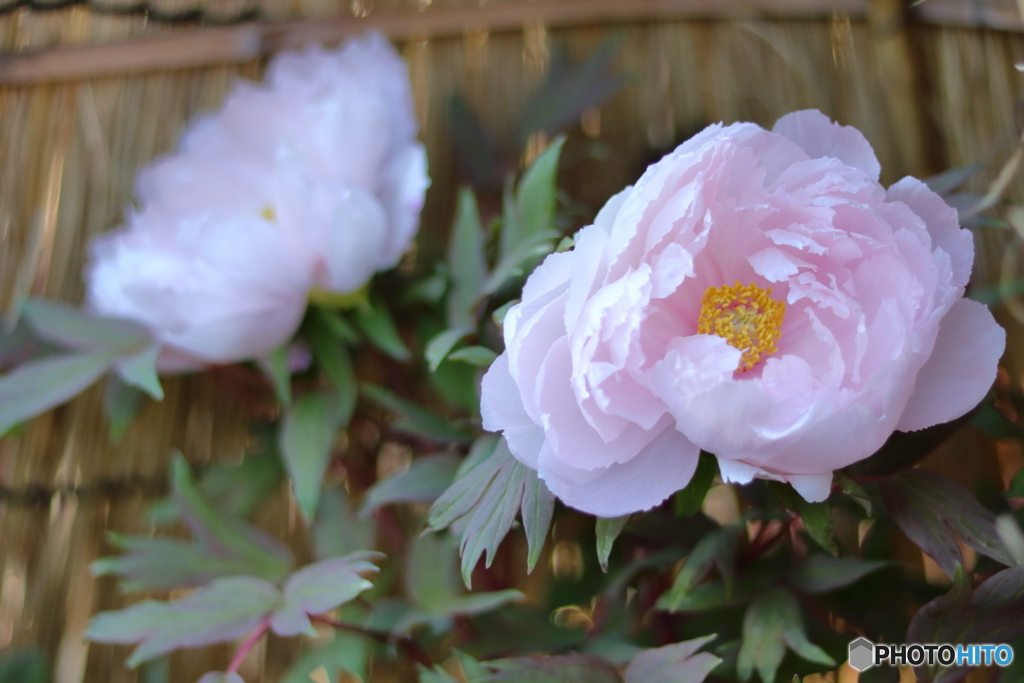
[2,0,1024,680]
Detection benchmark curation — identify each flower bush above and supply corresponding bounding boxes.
[482,109,1005,515]
[86,33,428,370]
[3,34,1024,683]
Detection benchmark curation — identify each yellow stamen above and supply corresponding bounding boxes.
[261,206,276,221]
[697,281,785,371]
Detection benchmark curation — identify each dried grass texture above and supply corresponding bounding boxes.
[1,5,1023,681]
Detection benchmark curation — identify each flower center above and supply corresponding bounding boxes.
[697,282,785,371]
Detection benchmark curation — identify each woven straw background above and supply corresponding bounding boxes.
[2,0,1024,681]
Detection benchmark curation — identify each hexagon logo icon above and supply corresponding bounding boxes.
[849,638,875,672]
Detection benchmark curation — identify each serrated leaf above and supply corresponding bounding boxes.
[0,349,120,436]
[95,457,292,591]
[675,452,718,517]
[521,468,555,573]
[361,454,460,518]
[427,436,542,586]
[448,188,488,329]
[880,469,1017,578]
[258,345,292,405]
[657,528,739,612]
[426,327,473,372]
[280,391,348,521]
[906,566,1024,682]
[484,653,623,683]
[103,375,146,441]
[361,383,471,443]
[170,455,294,579]
[624,635,721,683]
[20,299,151,353]
[483,230,562,296]
[447,346,498,367]
[737,588,834,683]
[789,555,891,594]
[770,482,837,553]
[431,590,524,619]
[87,576,281,667]
[351,302,410,362]
[197,672,244,683]
[596,516,629,573]
[116,345,163,400]
[454,650,489,683]
[418,664,460,683]
[270,552,382,637]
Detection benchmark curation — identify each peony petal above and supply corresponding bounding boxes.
[538,425,700,516]
[786,472,833,502]
[772,110,881,181]
[480,353,544,469]
[897,298,1005,432]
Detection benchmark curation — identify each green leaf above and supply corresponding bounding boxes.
[87,576,281,667]
[95,456,292,591]
[789,555,891,594]
[315,487,376,561]
[360,454,460,518]
[0,645,47,683]
[280,391,349,521]
[971,402,1024,440]
[281,629,370,683]
[674,452,718,517]
[623,635,721,683]
[657,528,739,612]
[427,436,548,586]
[492,300,518,327]
[596,515,629,572]
[1008,465,1024,498]
[518,40,624,142]
[925,164,981,195]
[171,455,293,575]
[447,188,488,329]
[0,349,121,436]
[521,466,555,573]
[770,482,837,554]
[506,136,566,255]
[880,469,1017,578]
[737,588,835,683]
[361,383,471,443]
[270,552,382,637]
[116,345,163,400]
[20,299,151,353]
[483,653,622,683]
[483,230,562,296]
[352,302,411,362]
[425,327,473,372]
[306,315,357,421]
[258,345,292,405]
[906,566,1024,682]
[312,308,360,344]
[103,375,146,442]
[447,346,498,367]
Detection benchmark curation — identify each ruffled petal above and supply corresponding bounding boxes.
[538,425,700,516]
[772,109,881,181]
[480,353,544,469]
[897,298,1005,431]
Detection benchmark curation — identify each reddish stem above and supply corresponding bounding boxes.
[227,617,271,674]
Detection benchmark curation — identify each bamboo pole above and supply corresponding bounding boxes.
[1,0,1022,86]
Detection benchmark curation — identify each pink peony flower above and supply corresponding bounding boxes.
[481,110,1004,517]
[87,33,428,370]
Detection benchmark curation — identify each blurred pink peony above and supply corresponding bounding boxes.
[481,110,1004,516]
[87,33,428,370]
